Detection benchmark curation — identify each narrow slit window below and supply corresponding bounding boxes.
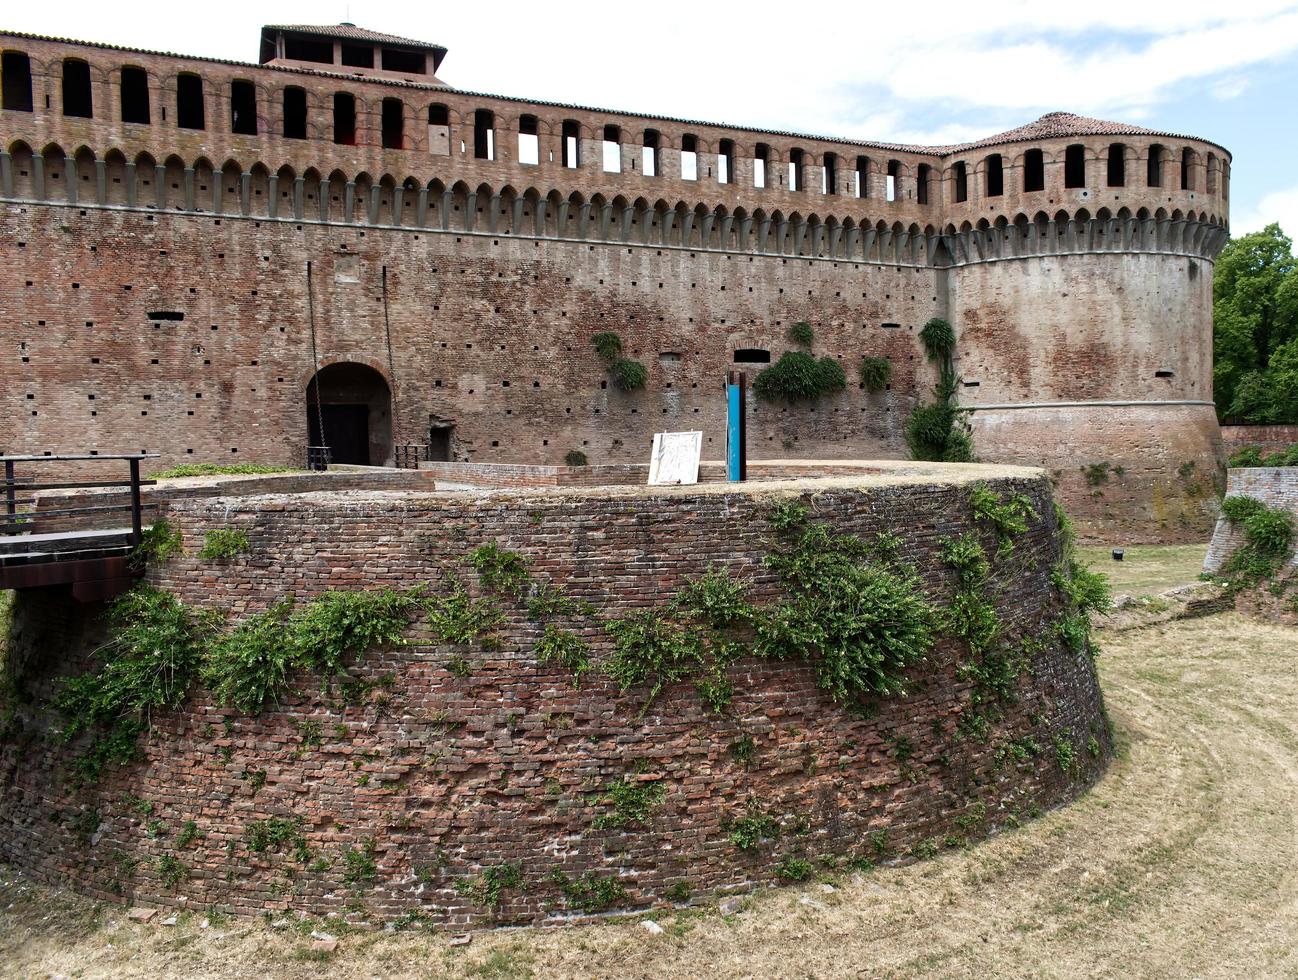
[953,161,968,203]
[917,163,930,204]
[381,97,404,149]
[643,129,660,177]
[1180,148,1193,190]
[602,124,621,173]
[886,159,900,201]
[681,134,698,181]
[1147,145,1164,187]
[176,73,205,130]
[62,59,93,118]
[283,86,307,139]
[230,80,257,135]
[518,114,539,165]
[333,92,356,145]
[428,104,450,155]
[473,109,494,160]
[855,155,868,198]
[1107,143,1126,187]
[754,143,769,189]
[1,51,33,112]
[1064,144,1085,188]
[1024,148,1045,192]
[120,66,149,124]
[562,119,580,168]
[719,138,735,185]
[985,154,1003,197]
[789,148,804,191]
[822,152,838,194]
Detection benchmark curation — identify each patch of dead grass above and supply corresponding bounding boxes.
[2,613,1296,978]
[1077,543,1209,596]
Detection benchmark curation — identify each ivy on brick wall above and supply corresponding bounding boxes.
[905,318,973,462]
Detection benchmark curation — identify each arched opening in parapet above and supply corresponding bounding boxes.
[306,363,392,467]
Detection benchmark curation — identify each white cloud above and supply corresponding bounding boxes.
[1232,185,1298,239]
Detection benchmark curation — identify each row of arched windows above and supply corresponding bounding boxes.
[0,140,1229,266]
[0,47,1229,210]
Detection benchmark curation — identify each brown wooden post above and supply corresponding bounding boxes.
[128,456,144,546]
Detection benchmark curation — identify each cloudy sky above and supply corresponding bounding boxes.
[6,0,1298,240]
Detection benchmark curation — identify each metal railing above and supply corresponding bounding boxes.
[394,444,429,470]
[1,453,159,545]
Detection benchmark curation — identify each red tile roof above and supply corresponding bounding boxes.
[262,23,446,55]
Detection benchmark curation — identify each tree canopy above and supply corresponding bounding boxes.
[1213,223,1298,424]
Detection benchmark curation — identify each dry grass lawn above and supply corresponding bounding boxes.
[3,611,1296,979]
[1077,543,1209,596]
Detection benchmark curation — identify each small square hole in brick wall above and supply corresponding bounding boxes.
[1155,370,1174,377]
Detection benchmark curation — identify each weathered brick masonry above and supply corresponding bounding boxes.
[1203,466,1298,574]
[0,25,1230,540]
[0,469,1111,926]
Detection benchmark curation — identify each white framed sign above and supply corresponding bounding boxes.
[648,431,703,486]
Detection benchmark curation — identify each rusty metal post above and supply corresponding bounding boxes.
[128,456,143,546]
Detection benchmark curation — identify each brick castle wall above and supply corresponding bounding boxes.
[0,472,1110,926]
[1203,467,1298,574]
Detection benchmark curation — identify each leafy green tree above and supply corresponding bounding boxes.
[1213,223,1298,423]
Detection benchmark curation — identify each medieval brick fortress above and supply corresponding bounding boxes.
[0,24,1231,538]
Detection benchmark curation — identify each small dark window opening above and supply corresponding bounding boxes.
[985,154,1003,197]
[734,348,771,363]
[681,133,698,180]
[230,80,256,135]
[789,148,804,191]
[562,119,580,168]
[954,161,968,203]
[720,138,736,185]
[428,103,449,126]
[382,48,425,74]
[1064,144,1085,188]
[120,66,149,124]
[284,36,333,64]
[1154,369,1174,378]
[381,98,404,149]
[887,159,901,201]
[428,425,453,461]
[340,43,374,68]
[821,151,837,194]
[881,322,901,329]
[333,92,356,145]
[473,109,494,160]
[1147,145,1163,187]
[283,86,307,139]
[917,163,930,204]
[855,155,869,197]
[643,128,660,177]
[1107,143,1126,187]
[2,52,33,112]
[1180,149,1192,190]
[146,310,184,321]
[1024,148,1045,192]
[62,59,92,118]
[518,114,539,165]
[176,73,205,130]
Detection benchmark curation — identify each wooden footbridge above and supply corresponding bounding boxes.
[0,453,156,601]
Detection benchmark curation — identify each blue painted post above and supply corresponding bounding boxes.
[726,370,747,481]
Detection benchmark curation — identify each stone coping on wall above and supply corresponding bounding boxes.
[1203,467,1298,574]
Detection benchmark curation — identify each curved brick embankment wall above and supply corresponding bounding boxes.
[0,468,1110,927]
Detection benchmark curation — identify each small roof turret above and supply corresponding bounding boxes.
[259,23,448,83]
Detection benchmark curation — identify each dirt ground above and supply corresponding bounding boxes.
[3,606,1295,979]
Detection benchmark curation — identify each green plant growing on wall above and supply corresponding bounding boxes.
[753,351,847,402]
[534,624,593,687]
[589,775,665,830]
[547,870,628,913]
[860,356,892,392]
[246,816,311,863]
[157,854,188,890]
[153,463,290,479]
[905,318,973,462]
[788,321,815,346]
[53,587,218,781]
[564,450,589,467]
[526,581,593,620]
[670,566,757,629]
[199,528,250,560]
[425,581,503,646]
[1220,496,1296,586]
[130,520,184,567]
[969,483,1036,557]
[591,331,648,392]
[456,862,523,911]
[756,510,937,703]
[775,855,812,882]
[1049,502,1112,656]
[604,613,708,708]
[468,543,531,597]
[727,801,781,851]
[343,839,378,887]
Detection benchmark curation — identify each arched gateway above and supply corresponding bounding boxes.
[306,362,392,466]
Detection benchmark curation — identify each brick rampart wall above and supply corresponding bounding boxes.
[1203,467,1298,573]
[0,470,1110,926]
[1219,425,1298,455]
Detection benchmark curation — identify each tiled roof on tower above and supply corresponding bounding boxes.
[259,23,448,80]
